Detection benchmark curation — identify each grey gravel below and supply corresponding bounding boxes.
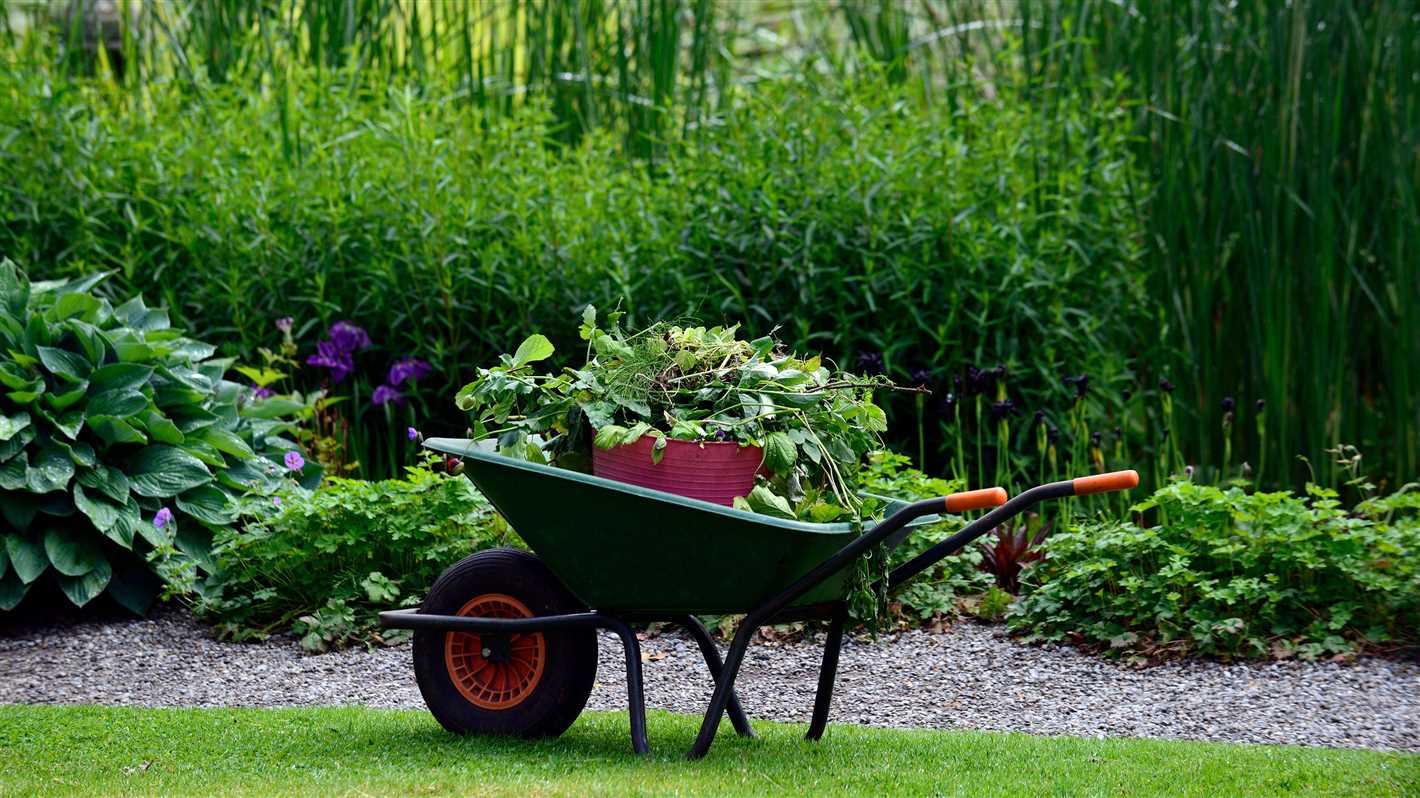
[2,610,1416,752]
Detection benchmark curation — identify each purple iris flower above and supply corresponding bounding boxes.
[387,358,432,386]
[283,451,305,472]
[153,507,174,530]
[328,321,371,353]
[306,340,354,383]
[372,384,406,406]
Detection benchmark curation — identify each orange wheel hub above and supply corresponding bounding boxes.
[444,593,547,710]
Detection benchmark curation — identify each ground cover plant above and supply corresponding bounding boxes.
[1,705,1414,797]
[1010,481,1420,660]
[198,460,513,651]
[0,261,313,614]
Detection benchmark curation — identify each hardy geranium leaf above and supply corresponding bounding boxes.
[128,445,212,497]
[763,431,797,475]
[4,533,48,583]
[55,557,111,607]
[36,346,92,382]
[27,443,74,493]
[43,526,102,577]
[511,334,555,368]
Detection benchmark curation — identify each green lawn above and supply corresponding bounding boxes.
[0,705,1414,797]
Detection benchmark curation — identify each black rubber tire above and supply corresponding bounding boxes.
[413,548,597,738]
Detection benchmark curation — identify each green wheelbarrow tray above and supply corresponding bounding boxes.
[424,437,945,615]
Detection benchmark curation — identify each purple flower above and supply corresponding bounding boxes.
[272,496,283,507]
[250,384,274,400]
[276,317,294,334]
[306,340,355,383]
[283,451,305,472]
[407,426,419,441]
[328,321,371,354]
[153,507,174,530]
[856,351,885,376]
[909,367,932,389]
[387,358,432,386]
[372,384,406,407]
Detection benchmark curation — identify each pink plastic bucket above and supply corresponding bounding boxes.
[592,436,764,506]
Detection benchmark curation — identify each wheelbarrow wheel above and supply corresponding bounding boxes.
[413,547,597,738]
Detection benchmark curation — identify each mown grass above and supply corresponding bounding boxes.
[0,705,1415,797]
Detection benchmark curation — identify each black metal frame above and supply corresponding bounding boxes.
[380,477,1086,759]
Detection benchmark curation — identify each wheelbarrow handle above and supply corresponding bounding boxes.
[943,487,1009,512]
[1072,470,1140,495]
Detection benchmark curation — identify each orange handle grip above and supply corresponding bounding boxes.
[1072,470,1140,496]
[943,487,1008,513]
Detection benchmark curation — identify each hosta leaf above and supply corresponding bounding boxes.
[141,409,185,445]
[56,557,111,607]
[238,397,305,419]
[89,416,149,446]
[199,427,254,459]
[78,463,132,503]
[0,538,6,580]
[88,389,148,419]
[74,483,122,535]
[90,363,154,394]
[128,445,212,497]
[1,493,38,532]
[0,259,31,317]
[37,346,92,382]
[6,376,44,404]
[64,319,107,362]
[0,454,26,490]
[176,485,238,526]
[763,431,797,475]
[216,459,279,493]
[43,408,85,440]
[0,411,30,441]
[106,561,158,615]
[115,296,170,332]
[175,524,215,573]
[48,291,101,322]
[27,443,75,493]
[5,533,48,583]
[0,362,33,390]
[55,439,95,467]
[45,381,89,411]
[0,425,32,462]
[0,570,28,611]
[44,526,102,577]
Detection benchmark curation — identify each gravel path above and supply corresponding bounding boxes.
[2,610,1417,752]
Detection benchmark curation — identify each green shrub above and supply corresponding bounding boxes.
[0,66,1148,481]
[0,260,310,613]
[199,463,513,651]
[1008,482,1420,659]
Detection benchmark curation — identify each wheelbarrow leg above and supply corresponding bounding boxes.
[806,604,848,741]
[675,615,755,738]
[603,616,650,755]
[688,621,757,759]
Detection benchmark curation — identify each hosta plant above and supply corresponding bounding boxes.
[454,307,908,522]
[0,261,315,613]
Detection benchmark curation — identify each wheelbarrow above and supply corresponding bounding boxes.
[379,437,1138,759]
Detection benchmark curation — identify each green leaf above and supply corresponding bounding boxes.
[593,424,628,450]
[0,537,6,580]
[128,445,213,498]
[0,362,34,390]
[74,483,123,536]
[45,381,89,411]
[49,291,100,322]
[106,561,159,615]
[43,526,102,577]
[0,454,28,490]
[37,346,92,382]
[142,409,185,445]
[78,463,132,503]
[88,389,149,419]
[6,376,44,404]
[56,557,111,607]
[27,443,75,493]
[200,427,255,459]
[4,533,48,583]
[89,416,148,446]
[763,431,797,475]
[175,524,215,573]
[176,485,238,526]
[0,569,28,611]
[240,397,305,419]
[511,334,555,368]
[1,493,39,532]
[45,409,85,440]
[743,485,796,519]
[0,411,30,441]
[0,259,31,317]
[65,320,107,363]
[89,363,154,394]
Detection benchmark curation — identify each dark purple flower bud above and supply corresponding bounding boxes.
[1047,424,1061,444]
[1113,426,1122,438]
[909,367,932,389]
[988,398,1018,423]
[1221,396,1236,413]
[1121,388,1132,402]
[1255,399,1266,412]
[856,351,885,376]
[1159,377,1174,393]
[388,358,432,386]
[1062,373,1090,400]
[1033,409,1046,427]
[328,321,372,355]
[1090,431,1102,447]
[372,384,406,407]
[963,366,988,396]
